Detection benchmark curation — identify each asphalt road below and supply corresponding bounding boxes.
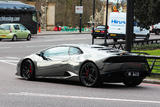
[0,33,160,107]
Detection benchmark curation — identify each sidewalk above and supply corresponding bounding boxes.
[144,78,160,84]
[144,74,160,84]
[36,30,91,36]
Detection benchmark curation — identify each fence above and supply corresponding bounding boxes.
[101,39,160,50]
[101,39,160,75]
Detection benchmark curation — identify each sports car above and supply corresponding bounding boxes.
[16,44,151,87]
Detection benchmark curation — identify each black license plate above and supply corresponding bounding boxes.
[127,71,140,77]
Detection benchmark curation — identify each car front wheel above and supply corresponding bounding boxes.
[27,34,31,41]
[12,35,17,41]
[21,59,35,80]
[155,30,159,35]
[79,62,101,87]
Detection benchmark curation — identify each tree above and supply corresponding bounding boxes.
[134,0,160,29]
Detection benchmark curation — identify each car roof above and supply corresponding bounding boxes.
[59,44,124,53]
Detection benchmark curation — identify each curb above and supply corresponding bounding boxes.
[36,31,91,36]
[143,78,160,84]
[143,73,160,84]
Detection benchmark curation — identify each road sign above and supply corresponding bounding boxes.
[75,6,83,14]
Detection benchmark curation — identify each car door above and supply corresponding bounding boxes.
[37,46,70,76]
[68,47,83,73]
[13,25,21,38]
[19,24,28,38]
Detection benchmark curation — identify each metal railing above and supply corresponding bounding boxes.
[101,39,160,50]
[100,39,160,75]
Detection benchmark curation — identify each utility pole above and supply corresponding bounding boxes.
[92,0,95,44]
[104,0,109,45]
[79,0,82,33]
[126,0,134,52]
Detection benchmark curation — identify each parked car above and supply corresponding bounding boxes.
[16,44,151,87]
[0,23,31,41]
[133,26,150,40]
[92,25,106,38]
[150,23,160,35]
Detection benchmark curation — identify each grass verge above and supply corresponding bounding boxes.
[132,47,160,74]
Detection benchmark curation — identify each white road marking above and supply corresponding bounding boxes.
[0,57,19,66]
[0,37,89,45]
[0,60,16,66]
[0,47,10,49]
[8,92,160,104]
[0,60,19,62]
[5,57,20,59]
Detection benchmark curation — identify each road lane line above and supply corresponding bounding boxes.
[0,60,18,62]
[8,92,160,104]
[5,57,20,59]
[0,60,16,66]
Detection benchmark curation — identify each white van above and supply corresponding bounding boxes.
[108,12,150,42]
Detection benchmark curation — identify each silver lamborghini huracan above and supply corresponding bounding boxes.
[16,44,151,87]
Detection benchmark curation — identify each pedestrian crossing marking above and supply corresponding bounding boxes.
[0,56,20,66]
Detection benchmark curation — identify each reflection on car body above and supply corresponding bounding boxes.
[16,44,151,87]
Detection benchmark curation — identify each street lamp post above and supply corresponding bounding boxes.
[92,0,96,44]
[126,0,134,52]
[104,0,109,45]
[79,0,82,33]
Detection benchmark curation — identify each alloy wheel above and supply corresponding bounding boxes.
[21,60,34,80]
[80,62,100,87]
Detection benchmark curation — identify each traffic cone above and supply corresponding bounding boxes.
[39,26,41,33]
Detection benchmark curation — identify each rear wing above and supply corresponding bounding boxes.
[131,52,160,73]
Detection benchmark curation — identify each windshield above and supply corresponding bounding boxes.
[96,26,105,29]
[0,24,10,30]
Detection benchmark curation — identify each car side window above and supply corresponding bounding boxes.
[20,25,26,30]
[14,25,20,30]
[44,47,69,58]
[69,47,82,55]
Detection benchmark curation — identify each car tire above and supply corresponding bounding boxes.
[123,78,143,87]
[0,39,2,41]
[27,34,31,41]
[21,59,35,80]
[113,38,117,42]
[144,34,150,41]
[12,35,17,41]
[155,30,159,35]
[94,36,97,39]
[79,62,101,87]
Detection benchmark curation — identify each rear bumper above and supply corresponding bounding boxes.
[0,34,13,39]
[93,33,105,37]
[108,34,125,39]
[100,62,150,82]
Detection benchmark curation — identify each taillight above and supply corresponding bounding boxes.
[10,28,12,33]
[101,31,105,33]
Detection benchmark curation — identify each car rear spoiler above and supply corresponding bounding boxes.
[131,52,160,73]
